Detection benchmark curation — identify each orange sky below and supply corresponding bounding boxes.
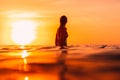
[0,0,120,45]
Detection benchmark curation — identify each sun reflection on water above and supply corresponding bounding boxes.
[24,58,27,65]
[24,76,29,80]
[21,50,29,58]
[19,50,29,71]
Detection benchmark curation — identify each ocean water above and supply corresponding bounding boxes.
[0,45,120,80]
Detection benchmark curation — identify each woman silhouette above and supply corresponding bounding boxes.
[55,15,68,49]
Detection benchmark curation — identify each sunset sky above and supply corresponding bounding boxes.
[0,0,120,45]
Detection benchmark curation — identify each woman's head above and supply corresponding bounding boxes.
[60,15,67,25]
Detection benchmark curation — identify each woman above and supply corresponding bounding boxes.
[55,15,68,49]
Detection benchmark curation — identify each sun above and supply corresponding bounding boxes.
[11,20,37,45]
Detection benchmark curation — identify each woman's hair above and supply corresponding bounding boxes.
[60,15,67,25]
